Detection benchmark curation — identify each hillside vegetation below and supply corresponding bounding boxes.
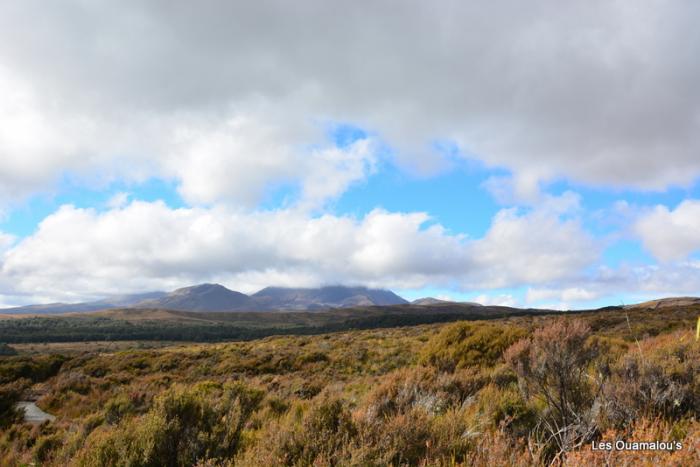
[1,301,697,344]
[0,306,698,465]
[0,303,554,343]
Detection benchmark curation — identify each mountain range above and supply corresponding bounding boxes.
[0,284,409,314]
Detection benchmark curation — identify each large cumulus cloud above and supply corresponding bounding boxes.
[1,0,700,205]
[0,200,598,302]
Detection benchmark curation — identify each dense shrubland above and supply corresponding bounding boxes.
[1,302,696,344]
[0,310,698,465]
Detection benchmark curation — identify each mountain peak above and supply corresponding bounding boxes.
[1,284,409,314]
[172,283,232,294]
[412,297,483,307]
[135,283,252,312]
[252,285,407,310]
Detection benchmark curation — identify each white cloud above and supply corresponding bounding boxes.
[0,71,378,210]
[634,200,700,261]
[7,197,700,307]
[1,0,699,206]
[473,294,517,307]
[470,206,597,288]
[0,200,598,303]
[526,287,598,305]
[519,260,700,309]
[0,232,15,254]
[161,111,313,206]
[107,192,130,209]
[298,139,377,209]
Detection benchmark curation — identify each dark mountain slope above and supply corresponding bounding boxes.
[133,284,254,312]
[251,285,408,310]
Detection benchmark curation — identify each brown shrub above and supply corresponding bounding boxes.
[504,319,603,456]
[237,396,357,466]
[601,331,700,428]
[362,366,487,422]
[465,428,538,467]
[565,418,700,466]
[353,408,433,466]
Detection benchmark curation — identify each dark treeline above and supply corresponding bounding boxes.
[0,306,562,343]
[2,303,696,344]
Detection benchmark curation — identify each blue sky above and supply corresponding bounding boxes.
[1,1,700,308]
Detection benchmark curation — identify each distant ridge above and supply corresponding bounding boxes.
[0,284,408,314]
[411,297,483,306]
[134,284,254,312]
[4,289,699,315]
[0,291,167,315]
[252,286,408,310]
[625,296,700,309]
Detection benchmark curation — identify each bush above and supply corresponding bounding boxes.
[601,331,700,428]
[355,408,433,466]
[238,396,357,466]
[55,371,93,395]
[421,322,526,371]
[504,319,603,456]
[78,381,264,467]
[476,384,537,437]
[0,354,67,384]
[33,433,63,464]
[362,366,487,422]
[0,382,22,428]
[104,393,140,425]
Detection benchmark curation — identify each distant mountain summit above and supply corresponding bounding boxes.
[252,286,408,310]
[0,283,408,314]
[412,297,453,306]
[134,283,254,312]
[412,297,483,306]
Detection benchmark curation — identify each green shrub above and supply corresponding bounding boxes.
[104,393,138,425]
[33,433,63,464]
[78,381,264,467]
[238,397,357,466]
[477,384,537,437]
[421,322,526,371]
[0,383,22,428]
[296,351,330,365]
[0,354,67,384]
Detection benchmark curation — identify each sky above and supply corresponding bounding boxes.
[1,0,700,309]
